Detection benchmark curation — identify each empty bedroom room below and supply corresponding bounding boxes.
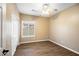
[0,3,79,56]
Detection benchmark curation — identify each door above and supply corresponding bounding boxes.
[0,7,2,56]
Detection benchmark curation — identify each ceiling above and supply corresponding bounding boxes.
[16,3,76,17]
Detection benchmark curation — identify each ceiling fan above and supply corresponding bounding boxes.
[31,4,56,16]
[31,4,51,14]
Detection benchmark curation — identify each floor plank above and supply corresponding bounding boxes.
[14,41,79,56]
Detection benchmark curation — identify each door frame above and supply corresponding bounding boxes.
[0,6,3,56]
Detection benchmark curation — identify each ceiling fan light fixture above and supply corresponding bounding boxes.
[42,4,52,15]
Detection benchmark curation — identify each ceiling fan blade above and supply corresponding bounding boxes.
[32,9,40,12]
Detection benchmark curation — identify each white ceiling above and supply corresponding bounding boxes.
[16,3,76,17]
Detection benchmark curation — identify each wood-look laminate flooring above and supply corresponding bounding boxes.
[14,41,79,56]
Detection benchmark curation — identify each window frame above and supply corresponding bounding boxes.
[21,21,36,37]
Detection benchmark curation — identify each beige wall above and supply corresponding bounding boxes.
[50,5,79,52]
[20,14,49,43]
[6,4,20,55]
[5,3,79,55]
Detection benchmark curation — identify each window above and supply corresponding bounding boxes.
[22,21,35,37]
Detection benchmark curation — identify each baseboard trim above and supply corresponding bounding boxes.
[19,39,49,45]
[12,48,16,56]
[18,39,79,55]
[12,45,18,56]
[49,39,79,55]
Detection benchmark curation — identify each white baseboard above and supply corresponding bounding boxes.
[12,47,17,56]
[0,48,2,56]
[12,43,19,56]
[49,39,79,55]
[18,39,79,55]
[19,39,49,45]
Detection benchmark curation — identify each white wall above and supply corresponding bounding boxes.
[0,5,1,49]
[6,4,20,56]
[0,3,6,56]
[0,4,2,56]
[11,10,20,56]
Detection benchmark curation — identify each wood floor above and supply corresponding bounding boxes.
[14,41,79,56]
